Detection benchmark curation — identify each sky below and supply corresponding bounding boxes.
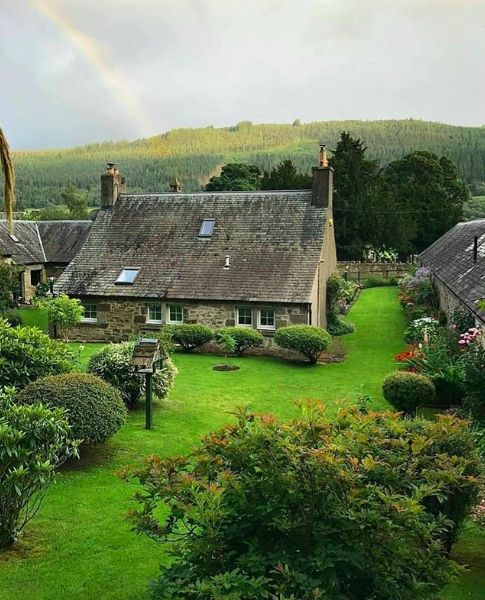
[1,0,484,150]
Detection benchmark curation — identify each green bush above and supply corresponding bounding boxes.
[15,373,127,445]
[0,402,78,547]
[0,311,22,327]
[123,404,480,599]
[0,319,73,390]
[34,294,83,338]
[462,341,485,421]
[363,275,398,288]
[217,326,263,354]
[326,273,357,334]
[274,325,331,363]
[0,263,19,311]
[383,371,436,413]
[326,314,356,336]
[404,317,440,344]
[164,324,213,351]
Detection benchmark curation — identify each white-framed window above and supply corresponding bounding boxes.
[167,305,184,324]
[115,267,140,285]
[82,303,97,323]
[147,303,162,324]
[236,307,253,327]
[199,218,215,237]
[258,308,275,330]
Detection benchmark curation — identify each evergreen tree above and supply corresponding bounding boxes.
[61,185,89,219]
[205,163,261,191]
[261,159,311,190]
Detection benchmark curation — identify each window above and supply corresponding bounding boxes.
[199,218,215,238]
[9,233,19,243]
[30,269,42,286]
[82,303,97,323]
[237,307,253,327]
[147,303,162,324]
[115,267,140,284]
[168,305,184,324]
[258,308,275,330]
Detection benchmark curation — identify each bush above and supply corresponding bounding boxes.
[0,402,78,547]
[462,339,485,421]
[326,314,356,336]
[404,317,440,344]
[274,325,331,363]
[326,273,357,333]
[164,324,213,351]
[0,319,73,390]
[15,373,127,445]
[0,263,19,311]
[0,310,22,327]
[363,275,398,288]
[383,371,436,413]
[216,327,263,354]
[122,404,480,599]
[34,294,83,338]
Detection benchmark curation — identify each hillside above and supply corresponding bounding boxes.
[5,119,485,208]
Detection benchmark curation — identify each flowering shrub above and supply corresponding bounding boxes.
[461,334,485,421]
[404,317,440,344]
[458,326,482,347]
[399,267,438,321]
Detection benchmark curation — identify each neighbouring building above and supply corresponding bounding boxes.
[0,220,92,302]
[56,150,338,354]
[419,218,485,326]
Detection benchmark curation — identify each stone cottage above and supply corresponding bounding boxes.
[419,218,485,326]
[0,220,92,302]
[56,150,338,350]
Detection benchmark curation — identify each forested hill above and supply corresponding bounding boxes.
[6,119,485,208]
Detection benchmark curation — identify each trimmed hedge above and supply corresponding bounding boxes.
[15,373,127,445]
[217,327,264,354]
[383,371,436,414]
[165,324,213,351]
[274,325,331,364]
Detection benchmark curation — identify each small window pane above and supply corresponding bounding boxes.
[168,305,183,323]
[199,219,215,237]
[83,304,97,321]
[237,307,253,326]
[259,308,275,329]
[147,304,162,323]
[115,267,140,284]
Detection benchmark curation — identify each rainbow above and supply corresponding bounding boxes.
[31,0,153,137]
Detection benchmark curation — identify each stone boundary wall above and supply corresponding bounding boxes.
[337,261,410,281]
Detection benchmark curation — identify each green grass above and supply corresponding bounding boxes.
[15,306,48,331]
[1,288,483,598]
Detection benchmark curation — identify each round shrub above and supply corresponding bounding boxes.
[274,325,331,364]
[383,371,436,414]
[165,324,213,351]
[15,373,127,445]
[217,327,263,354]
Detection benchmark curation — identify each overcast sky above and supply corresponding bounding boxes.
[1,0,484,150]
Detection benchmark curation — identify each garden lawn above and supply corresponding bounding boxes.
[1,288,483,598]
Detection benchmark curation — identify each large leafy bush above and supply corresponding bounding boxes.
[0,263,19,311]
[461,337,485,421]
[88,342,178,408]
[383,371,436,414]
[123,405,481,599]
[165,324,213,351]
[0,319,73,390]
[15,373,126,445]
[274,325,331,363]
[34,293,83,337]
[216,327,263,354]
[326,273,357,335]
[0,401,78,547]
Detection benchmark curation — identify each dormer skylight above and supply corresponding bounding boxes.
[199,218,215,238]
[115,267,140,284]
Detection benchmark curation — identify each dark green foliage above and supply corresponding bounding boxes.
[363,275,399,288]
[165,324,213,351]
[449,308,476,334]
[216,326,264,354]
[0,319,73,390]
[205,163,261,191]
[0,263,19,311]
[326,314,356,336]
[326,273,357,335]
[61,185,89,219]
[16,373,127,445]
[260,159,311,190]
[123,404,481,600]
[383,371,436,413]
[462,342,485,421]
[274,325,331,363]
[88,342,177,408]
[463,195,485,220]
[0,310,22,327]
[0,401,78,547]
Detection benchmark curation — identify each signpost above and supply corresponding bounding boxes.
[131,338,160,430]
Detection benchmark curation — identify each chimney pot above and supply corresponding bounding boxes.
[312,145,333,208]
[170,178,182,193]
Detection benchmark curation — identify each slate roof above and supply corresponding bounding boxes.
[419,219,485,323]
[0,220,92,265]
[55,191,328,304]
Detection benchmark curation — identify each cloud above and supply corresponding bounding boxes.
[0,0,484,149]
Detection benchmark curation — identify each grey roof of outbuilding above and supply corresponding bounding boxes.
[55,191,327,304]
[0,220,92,265]
[419,219,485,322]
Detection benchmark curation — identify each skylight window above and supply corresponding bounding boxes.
[199,218,215,238]
[9,234,19,243]
[115,267,140,285]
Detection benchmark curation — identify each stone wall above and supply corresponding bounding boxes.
[66,297,311,357]
[338,261,409,282]
[432,277,485,327]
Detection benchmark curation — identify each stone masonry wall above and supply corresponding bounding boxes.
[67,297,310,358]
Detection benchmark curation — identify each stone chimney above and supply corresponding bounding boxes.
[312,145,333,208]
[170,178,182,193]
[101,163,125,208]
